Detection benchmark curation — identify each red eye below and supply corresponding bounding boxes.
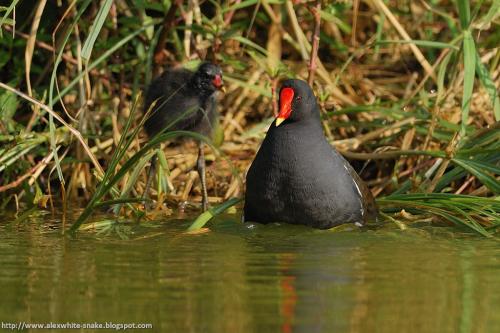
[296,96,302,101]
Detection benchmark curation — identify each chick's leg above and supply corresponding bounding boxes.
[196,142,209,211]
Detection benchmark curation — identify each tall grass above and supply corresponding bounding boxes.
[0,1,498,236]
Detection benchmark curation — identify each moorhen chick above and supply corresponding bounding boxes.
[143,62,224,211]
[244,79,378,229]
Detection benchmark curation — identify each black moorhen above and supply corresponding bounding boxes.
[244,79,378,229]
[143,62,224,211]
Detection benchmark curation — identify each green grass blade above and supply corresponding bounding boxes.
[373,10,385,57]
[456,0,471,29]
[231,35,268,55]
[475,0,500,29]
[101,94,143,186]
[221,0,258,13]
[475,52,500,121]
[437,50,453,99]
[81,0,113,61]
[48,0,91,108]
[156,149,172,195]
[378,193,498,237]
[0,0,19,37]
[221,0,282,13]
[187,198,242,231]
[377,40,459,50]
[465,160,500,175]
[224,75,272,97]
[452,158,500,194]
[460,30,476,139]
[48,114,64,184]
[0,140,45,172]
[112,149,156,214]
[436,154,499,192]
[55,24,153,104]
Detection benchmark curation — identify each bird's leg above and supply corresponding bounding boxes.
[143,154,157,210]
[196,142,209,211]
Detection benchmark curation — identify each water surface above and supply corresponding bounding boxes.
[1,211,498,332]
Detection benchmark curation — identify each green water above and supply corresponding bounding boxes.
[1,211,499,333]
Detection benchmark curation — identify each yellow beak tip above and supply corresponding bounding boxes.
[275,118,286,127]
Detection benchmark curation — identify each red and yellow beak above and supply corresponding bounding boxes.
[212,74,226,93]
[276,87,294,126]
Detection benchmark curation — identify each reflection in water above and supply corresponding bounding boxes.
[0,214,499,333]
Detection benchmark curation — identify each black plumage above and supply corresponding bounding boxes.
[244,79,378,229]
[143,62,224,210]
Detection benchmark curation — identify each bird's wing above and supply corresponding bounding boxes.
[332,148,378,222]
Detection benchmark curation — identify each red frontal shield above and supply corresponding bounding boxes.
[276,87,294,126]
